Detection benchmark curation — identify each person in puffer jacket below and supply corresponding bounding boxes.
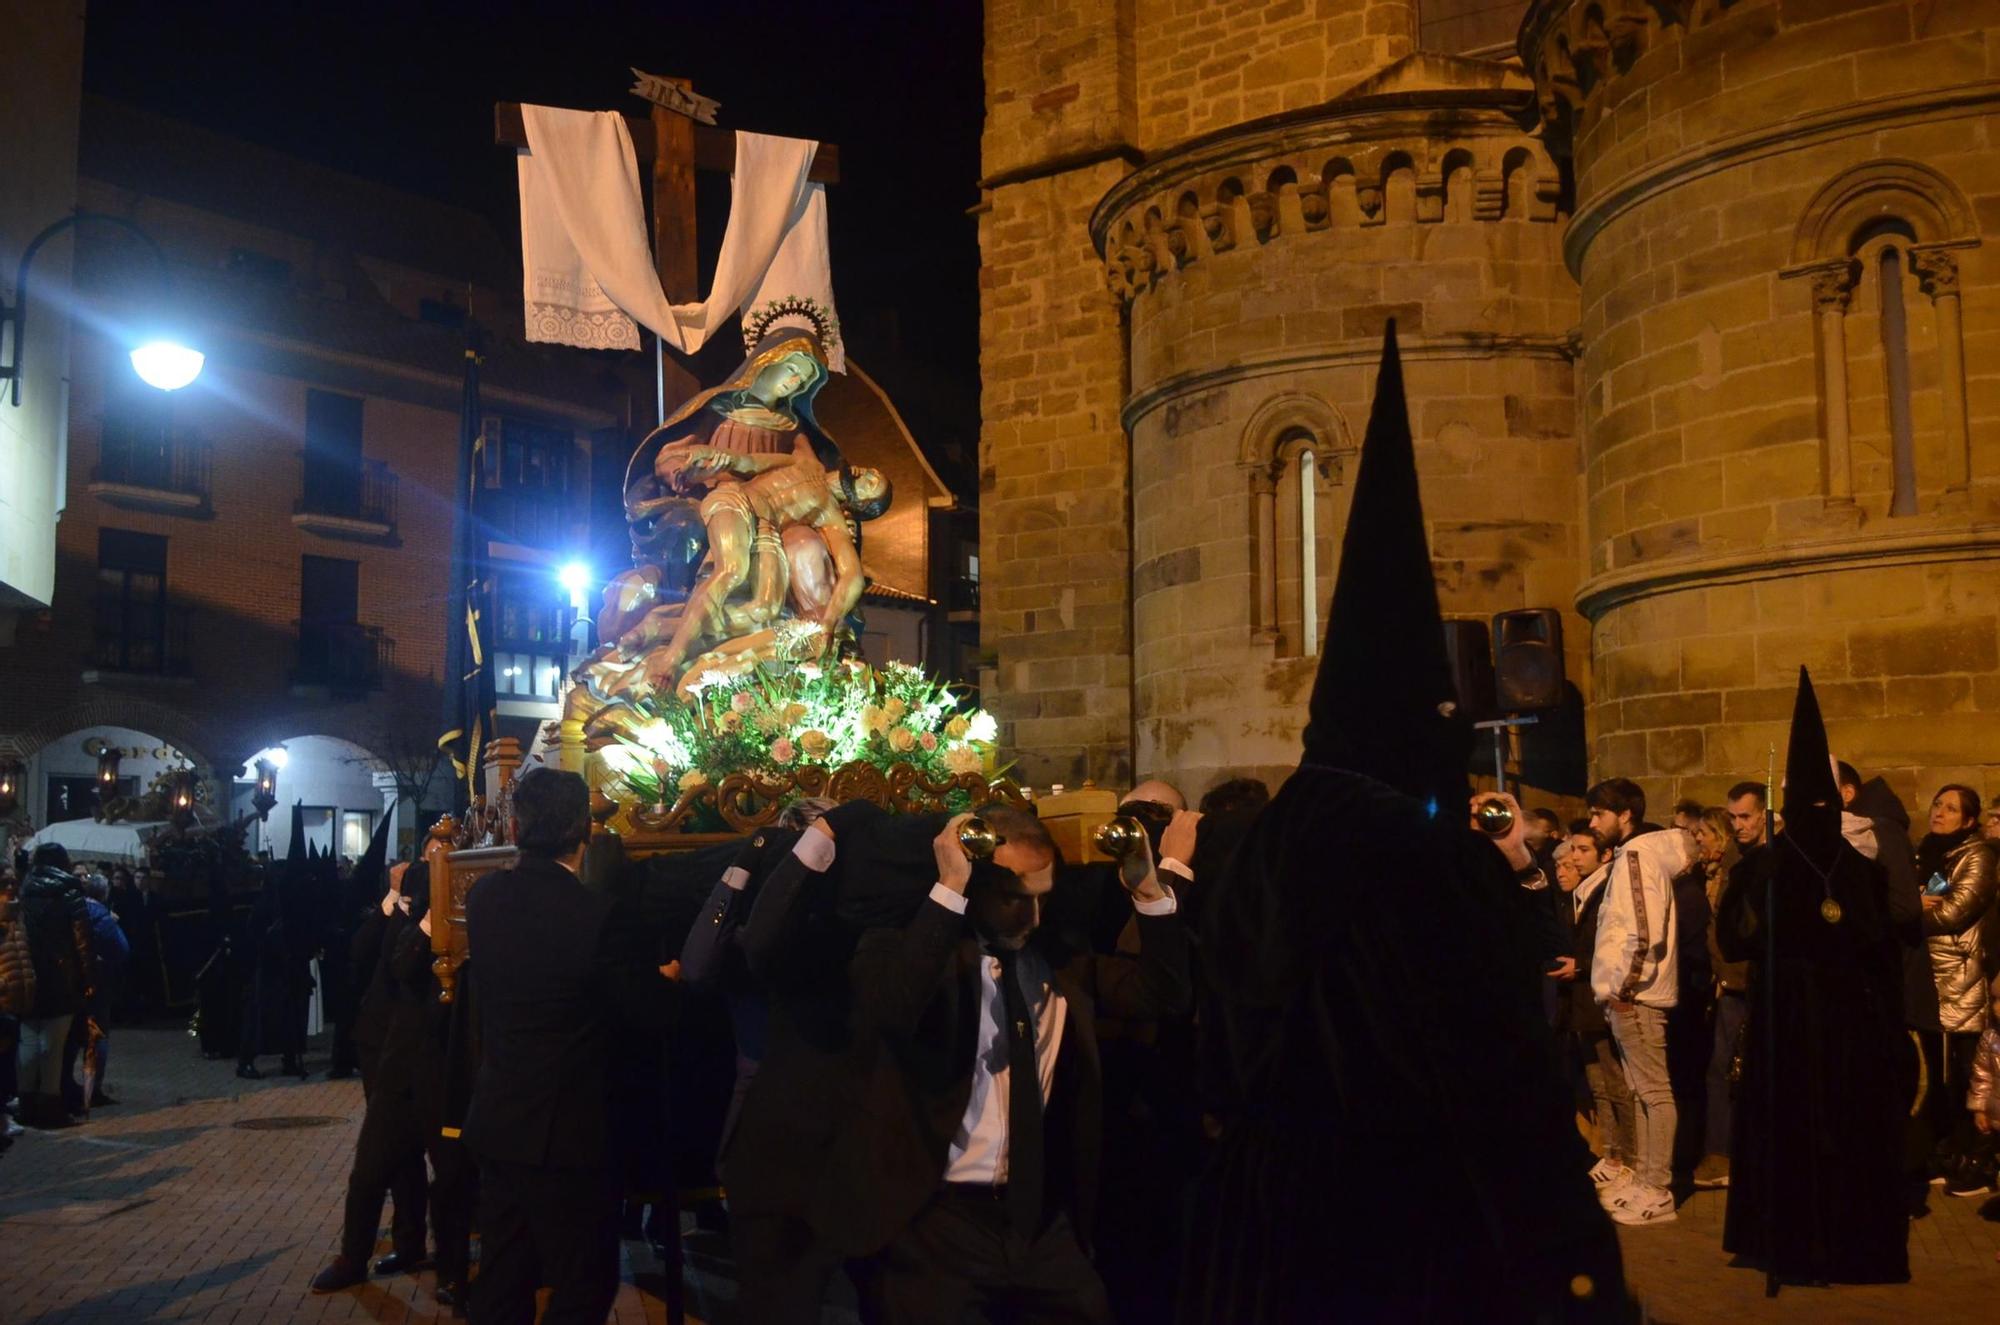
[1919,784,1998,1181]
[15,844,99,1129]
[1959,984,2000,1203]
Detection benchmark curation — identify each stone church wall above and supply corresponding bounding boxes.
[1526,0,2000,809]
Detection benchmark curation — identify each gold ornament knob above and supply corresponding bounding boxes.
[1092,815,1148,859]
[1474,798,1515,837]
[958,817,1002,861]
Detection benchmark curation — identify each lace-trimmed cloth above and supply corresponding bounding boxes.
[516,106,836,365]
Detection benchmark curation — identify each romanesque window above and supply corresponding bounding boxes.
[1785,161,1978,515]
[1241,396,1351,658]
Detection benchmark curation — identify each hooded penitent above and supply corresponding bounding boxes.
[1715,665,1907,1284]
[347,801,398,914]
[1301,322,1471,813]
[1181,324,1631,1325]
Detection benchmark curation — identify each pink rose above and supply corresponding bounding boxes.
[730,690,755,714]
[919,731,939,752]
[771,738,797,765]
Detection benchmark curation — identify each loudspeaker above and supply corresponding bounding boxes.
[1493,609,1565,712]
[1441,620,1495,721]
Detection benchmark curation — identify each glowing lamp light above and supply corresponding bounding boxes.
[558,561,593,610]
[128,340,205,391]
[97,749,122,787]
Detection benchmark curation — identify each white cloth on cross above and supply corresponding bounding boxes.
[516,105,842,368]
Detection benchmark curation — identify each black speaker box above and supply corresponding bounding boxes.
[1441,619,1496,721]
[1493,608,1565,712]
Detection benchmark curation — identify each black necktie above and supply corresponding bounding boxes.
[995,947,1045,1238]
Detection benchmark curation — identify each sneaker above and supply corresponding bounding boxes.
[1606,1184,1678,1226]
[1944,1175,1994,1198]
[1587,1157,1629,1189]
[1596,1168,1637,1209]
[1691,1154,1730,1189]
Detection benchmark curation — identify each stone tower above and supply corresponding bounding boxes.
[982,0,2000,810]
[1522,0,2000,809]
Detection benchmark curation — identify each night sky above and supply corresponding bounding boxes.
[80,0,986,483]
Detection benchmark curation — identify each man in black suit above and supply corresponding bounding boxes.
[308,860,432,1295]
[462,768,677,1325]
[832,804,1190,1323]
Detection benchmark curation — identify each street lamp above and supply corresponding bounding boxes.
[558,561,594,665]
[558,560,593,611]
[0,211,204,407]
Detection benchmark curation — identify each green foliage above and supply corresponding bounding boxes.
[609,657,998,811]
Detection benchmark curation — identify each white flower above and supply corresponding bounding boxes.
[943,745,983,776]
[966,712,998,744]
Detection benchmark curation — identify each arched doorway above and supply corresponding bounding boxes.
[238,734,396,864]
[21,724,195,831]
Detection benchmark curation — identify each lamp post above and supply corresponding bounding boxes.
[558,560,595,667]
[0,210,204,407]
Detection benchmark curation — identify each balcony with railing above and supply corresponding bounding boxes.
[84,597,195,683]
[293,459,399,541]
[289,621,394,697]
[88,436,213,516]
[479,487,577,551]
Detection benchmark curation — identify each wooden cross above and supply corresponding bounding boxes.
[494,80,839,415]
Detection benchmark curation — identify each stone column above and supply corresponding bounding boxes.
[1912,245,1971,499]
[1806,260,1859,506]
[1248,464,1278,644]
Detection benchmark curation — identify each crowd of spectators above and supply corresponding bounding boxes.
[1529,770,2000,1228]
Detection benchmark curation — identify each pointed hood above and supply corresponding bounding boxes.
[286,802,307,862]
[1781,666,1843,858]
[351,802,396,903]
[1300,321,1470,811]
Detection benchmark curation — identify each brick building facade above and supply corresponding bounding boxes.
[0,100,627,853]
[981,0,2000,811]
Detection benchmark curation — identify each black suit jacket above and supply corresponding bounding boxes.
[824,895,1191,1258]
[718,833,880,1216]
[461,855,676,1170]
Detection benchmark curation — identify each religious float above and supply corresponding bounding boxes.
[425,94,1124,998]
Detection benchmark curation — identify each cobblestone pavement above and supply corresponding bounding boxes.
[0,1026,691,1324]
[4,1026,1997,1323]
[1617,1176,2000,1324]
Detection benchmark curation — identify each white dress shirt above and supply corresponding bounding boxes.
[927,879,1178,1186]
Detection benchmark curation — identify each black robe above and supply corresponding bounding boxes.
[1715,838,1908,1284]
[1180,768,1631,1324]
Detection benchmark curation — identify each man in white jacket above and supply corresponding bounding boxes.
[1586,777,1694,1227]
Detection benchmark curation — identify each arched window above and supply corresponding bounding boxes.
[1242,394,1353,659]
[1273,434,1340,656]
[1784,161,1979,512]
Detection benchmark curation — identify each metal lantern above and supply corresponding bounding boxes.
[168,767,197,818]
[96,748,122,790]
[0,758,19,816]
[251,758,279,819]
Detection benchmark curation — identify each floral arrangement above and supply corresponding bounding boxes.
[609,656,998,819]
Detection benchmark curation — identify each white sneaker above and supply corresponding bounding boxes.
[1595,1168,1636,1208]
[1607,1184,1678,1226]
[1587,1157,1629,1188]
